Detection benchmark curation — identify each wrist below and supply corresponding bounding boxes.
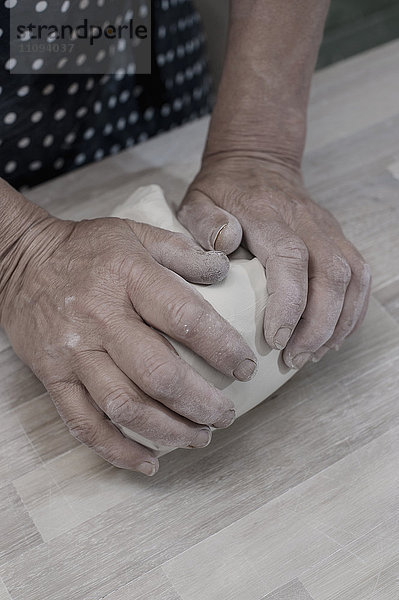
[204,106,307,171]
[193,151,308,209]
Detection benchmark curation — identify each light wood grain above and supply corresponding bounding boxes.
[262,579,314,600]
[0,578,12,600]
[3,301,399,600]
[0,348,45,413]
[103,569,182,600]
[0,403,43,483]
[1,40,399,600]
[11,298,395,544]
[0,484,42,566]
[162,427,399,600]
[375,278,399,324]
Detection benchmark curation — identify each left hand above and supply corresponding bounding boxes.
[178,154,371,369]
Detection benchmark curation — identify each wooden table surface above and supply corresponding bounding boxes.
[1,40,399,600]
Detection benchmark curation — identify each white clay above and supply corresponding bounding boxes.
[111,185,297,454]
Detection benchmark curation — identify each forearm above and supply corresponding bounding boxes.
[205,0,330,166]
[0,178,54,322]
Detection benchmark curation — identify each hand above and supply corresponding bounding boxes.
[178,155,371,368]
[0,212,257,475]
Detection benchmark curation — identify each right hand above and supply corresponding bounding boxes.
[0,206,257,476]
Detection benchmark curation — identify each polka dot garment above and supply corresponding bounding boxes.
[0,0,212,189]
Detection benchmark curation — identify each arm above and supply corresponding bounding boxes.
[205,0,330,164]
[179,0,371,368]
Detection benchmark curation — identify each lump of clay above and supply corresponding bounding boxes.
[111,185,296,454]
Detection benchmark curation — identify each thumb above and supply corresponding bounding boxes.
[177,188,243,255]
[127,220,230,285]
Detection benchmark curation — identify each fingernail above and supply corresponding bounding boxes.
[212,224,228,250]
[189,427,212,448]
[291,352,312,370]
[138,461,157,476]
[274,327,292,350]
[233,358,258,381]
[213,408,236,428]
[312,346,330,363]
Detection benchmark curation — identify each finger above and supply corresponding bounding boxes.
[128,256,257,381]
[228,204,309,350]
[283,240,352,369]
[76,350,213,449]
[47,380,159,475]
[129,221,230,284]
[323,241,371,348]
[180,194,310,350]
[262,225,309,350]
[177,189,243,255]
[103,315,237,428]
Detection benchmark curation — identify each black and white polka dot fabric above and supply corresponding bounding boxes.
[0,0,212,189]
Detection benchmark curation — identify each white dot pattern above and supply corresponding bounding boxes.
[35,1,48,13]
[5,58,17,70]
[31,111,43,123]
[54,108,67,121]
[65,132,76,144]
[0,0,212,188]
[5,160,17,173]
[4,112,17,125]
[42,134,54,147]
[83,128,95,140]
[42,83,54,95]
[32,58,44,70]
[67,82,79,95]
[18,137,31,148]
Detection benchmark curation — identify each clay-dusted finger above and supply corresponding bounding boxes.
[129,221,230,285]
[76,350,212,449]
[103,316,237,428]
[225,203,309,351]
[283,238,351,369]
[177,188,243,255]
[127,256,257,382]
[47,380,159,475]
[321,238,371,349]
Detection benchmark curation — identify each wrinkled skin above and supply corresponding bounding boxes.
[178,154,371,368]
[0,0,371,478]
[0,211,258,476]
[176,0,371,368]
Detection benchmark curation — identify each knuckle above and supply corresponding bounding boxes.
[165,232,200,258]
[84,298,120,330]
[168,296,207,339]
[67,418,100,449]
[143,353,182,398]
[326,255,352,286]
[103,390,135,425]
[274,236,309,264]
[172,231,190,246]
[286,294,307,318]
[126,259,155,296]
